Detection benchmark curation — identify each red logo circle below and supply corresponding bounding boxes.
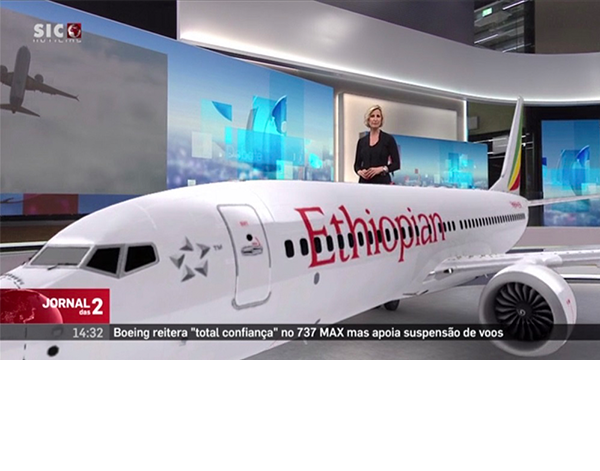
[67,23,82,39]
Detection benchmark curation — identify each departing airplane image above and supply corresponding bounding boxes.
[0,46,78,117]
[1,98,599,360]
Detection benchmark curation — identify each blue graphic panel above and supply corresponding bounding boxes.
[542,120,600,227]
[389,135,488,189]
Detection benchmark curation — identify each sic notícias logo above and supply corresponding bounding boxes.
[33,23,82,41]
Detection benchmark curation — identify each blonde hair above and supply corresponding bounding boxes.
[364,105,384,128]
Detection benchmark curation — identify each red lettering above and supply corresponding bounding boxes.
[428,213,444,242]
[295,207,335,268]
[395,215,414,262]
[407,208,420,246]
[339,205,373,258]
[418,214,432,245]
[379,216,398,253]
[296,205,445,268]
[330,214,350,262]
[365,210,381,255]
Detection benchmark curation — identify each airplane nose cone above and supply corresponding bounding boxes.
[0,276,20,289]
[0,289,63,324]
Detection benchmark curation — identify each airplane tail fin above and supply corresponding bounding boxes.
[489,96,524,194]
[0,103,40,117]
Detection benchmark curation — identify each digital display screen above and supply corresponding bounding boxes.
[541,119,600,226]
[0,1,334,217]
[389,134,488,189]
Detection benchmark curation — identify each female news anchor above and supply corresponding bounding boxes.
[354,104,400,184]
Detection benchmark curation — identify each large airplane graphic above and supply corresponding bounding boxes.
[1,98,599,359]
[0,46,78,117]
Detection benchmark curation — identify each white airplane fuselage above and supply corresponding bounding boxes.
[0,181,529,359]
[9,46,30,110]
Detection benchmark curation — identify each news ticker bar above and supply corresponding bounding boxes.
[3,324,600,342]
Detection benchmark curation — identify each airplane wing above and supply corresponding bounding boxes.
[25,75,78,100]
[528,194,600,206]
[1,72,13,87]
[426,249,600,281]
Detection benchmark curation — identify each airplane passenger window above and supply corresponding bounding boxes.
[357,232,365,247]
[300,238,309,256]
[367,231,374,245]
[125,245,157,272]
[86,247,121,275]
[402,227,407,239]
[284,240,295,258]
[393,228,399,240]
[376,230,382,243]
[326,235,334,252]
[452,222,456,231]
[460,221,463,230]
[314,237,322,254]
[385,228,391,242]
[337,234,345,250]
[348,233,355,248]
[414,226,420,238]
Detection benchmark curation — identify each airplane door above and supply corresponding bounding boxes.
[218,205,271,308]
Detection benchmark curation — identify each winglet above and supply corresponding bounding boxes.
[490,96,524,193]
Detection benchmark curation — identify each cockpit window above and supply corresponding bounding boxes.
[86,247,121,275]
[30,246,90,267]
[125,245,157,273]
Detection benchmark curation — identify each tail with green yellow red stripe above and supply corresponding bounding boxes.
[490,96,524,194]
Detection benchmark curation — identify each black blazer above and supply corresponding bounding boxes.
[354,131,400,184]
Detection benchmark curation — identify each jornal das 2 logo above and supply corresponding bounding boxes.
[33,23,82,42]
[0,289,110,324]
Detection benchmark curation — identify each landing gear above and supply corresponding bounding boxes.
[383,300,400,311]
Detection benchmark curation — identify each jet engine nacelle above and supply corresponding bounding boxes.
[479,264,576,357]
[34,74,44,83]
[0,65,7,79]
